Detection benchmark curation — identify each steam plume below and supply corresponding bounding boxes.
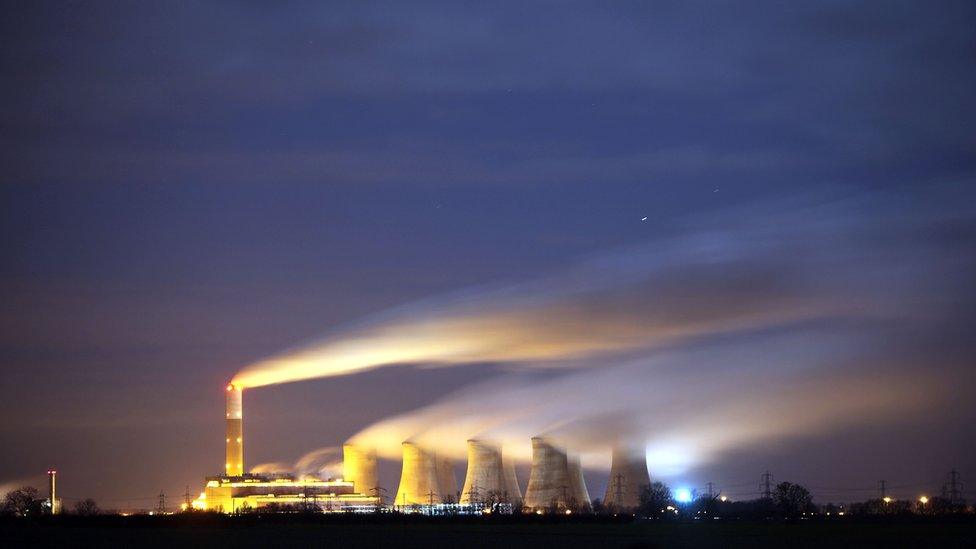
[234,186,973,476]
[231,191,943,389]
[249,446,343,477]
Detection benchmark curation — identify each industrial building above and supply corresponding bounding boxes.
[199,383,652,514]
[193,385,379,512]
[193,474,377,513]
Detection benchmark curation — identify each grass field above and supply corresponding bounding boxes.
[4,517,976,548]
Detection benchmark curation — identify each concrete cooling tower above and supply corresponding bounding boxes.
[603,446,651,511]
[523,437,590,512]
[567,454,592,512]
[460,440,522,505]
[436,455,458,502]
[394,442,457,505]
[342,444,378,497]
[502,452,521,505]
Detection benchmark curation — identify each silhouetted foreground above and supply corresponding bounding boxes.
[4,514,976,548]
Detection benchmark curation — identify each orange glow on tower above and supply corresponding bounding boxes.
[225,383,243,476]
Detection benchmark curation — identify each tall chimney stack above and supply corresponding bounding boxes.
[47,469,58,515]
[225,383,244,476]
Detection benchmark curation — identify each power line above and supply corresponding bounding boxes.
[760,471,773,499]
[942,469,963,505]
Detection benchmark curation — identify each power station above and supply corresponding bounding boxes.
[195,385,380,512]
[196,383,651,514]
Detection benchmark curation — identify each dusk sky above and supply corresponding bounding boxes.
[1,1,975,509]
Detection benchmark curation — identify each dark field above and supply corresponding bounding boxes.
[3,517,975,548]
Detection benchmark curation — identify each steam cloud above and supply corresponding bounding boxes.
[250,446,343,477]
[235,185,974,475]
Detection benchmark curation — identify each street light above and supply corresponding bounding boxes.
[882,496,892,504]
[918,496,928,505]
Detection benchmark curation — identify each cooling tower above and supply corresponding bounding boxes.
[460,440,521,504]
[603,446,651,511]
[523,437,573,511]
[436,455,458,503]
[567,454,592,512]
[502,450,522,505]
[395,442,450,506]
[343,444,378,497]
[225,383,243,476]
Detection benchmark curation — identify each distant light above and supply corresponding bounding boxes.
[883,496,892,503]
[675,488,693,503]
[919,496,929,504]
[565,509,572,515]
[720,496,727,502]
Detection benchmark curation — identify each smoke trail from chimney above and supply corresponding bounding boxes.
[228,191,942,390]
[231,188,972,478]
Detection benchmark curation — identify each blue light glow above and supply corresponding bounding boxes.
[675,488,693,503]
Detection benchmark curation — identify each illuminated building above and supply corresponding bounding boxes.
[194,473,378,513]
[196,383,378,513]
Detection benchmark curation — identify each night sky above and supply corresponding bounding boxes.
[2,1,975,509]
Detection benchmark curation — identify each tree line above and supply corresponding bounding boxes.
[3,480,972,519]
